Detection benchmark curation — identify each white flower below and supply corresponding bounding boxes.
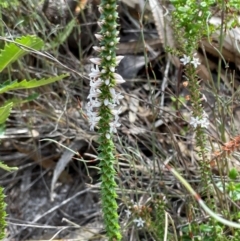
[109,118,121,133]
[90,58,101,65]
[92,46,101,52]
[107,102,117,109]
[95,33,103,40]
[86,99,101,111]
[110,88,124,105]
[97,20,105,27]
[113,92,124,105]
[97,21,103,27]
[191,57,201,68]
[124,209,131,218]
[87,88,101,100]
[189,113,209,129]
[89,65,100,80]
[98,6,103,13]
[190,116,200,128]
[90,78,102,88]
[113,73,125,84]
[180,55,191,65]
[116,56,124,65]
[112,107,122,116]
[88,113,101,130]
[110,66,115,72]
[133,217,145,228]
[199,117,209,128]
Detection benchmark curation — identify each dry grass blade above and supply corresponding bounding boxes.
[50,139,87,201]
[148,0,179,67]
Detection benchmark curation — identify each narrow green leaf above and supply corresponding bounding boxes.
[0,35,44,72]
[46,19,76,50]
[0,102,13,124]
[0,74,68,94]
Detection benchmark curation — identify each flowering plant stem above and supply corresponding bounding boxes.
[86,0,125,240]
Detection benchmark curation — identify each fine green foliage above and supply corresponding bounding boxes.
[170,0,215,54]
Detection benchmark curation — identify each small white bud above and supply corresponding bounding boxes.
[95,34,103,41]
[92,46,101,52]
[105,79,110,85]
[116,56,124,65]
[90,58,101,65]
[110,66,115,72]
[114,73,125,84]
[98,6,103,13]
[104,99,109,106]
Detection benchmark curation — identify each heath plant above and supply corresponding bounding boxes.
[167,0,240,239]
[86,0,125,240]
